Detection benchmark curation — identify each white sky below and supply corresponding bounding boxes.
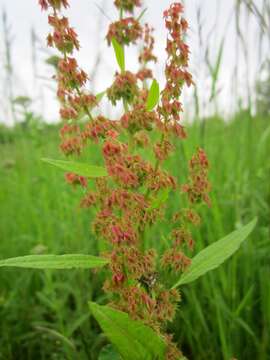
[0,0,267,124]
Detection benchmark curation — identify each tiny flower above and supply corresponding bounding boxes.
[39,0,48,10]
[112,272,125,285]
[65,172,88,187]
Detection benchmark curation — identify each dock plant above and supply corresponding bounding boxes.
[0,1,257,359]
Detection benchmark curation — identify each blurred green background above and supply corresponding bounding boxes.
[0,114,269,360]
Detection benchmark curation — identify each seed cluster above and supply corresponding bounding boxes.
[38,1,211,358]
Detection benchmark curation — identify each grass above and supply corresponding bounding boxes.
[0,114,269,359]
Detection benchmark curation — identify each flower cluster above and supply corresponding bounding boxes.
[81,116,119,144]
[39,0,69,11]
[114,0,141,13]
[47,16,79,53]
[139,24,157,65]
[65,172,87,187]
[107,18,142,46]
[136,24,157,83]
[39,1,211,359]
[121,105,157,133]
[158,3,194,145]
[107,71,139,105]
[182,148,211,206]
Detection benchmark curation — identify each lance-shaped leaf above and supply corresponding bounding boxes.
[146,79,160,111]
[89,302,166,360]
[172,218,257,288]
[0,254,109,269]
[42,158,107,178]
[112,38,125,73]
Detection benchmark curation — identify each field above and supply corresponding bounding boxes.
[0,114,269,360]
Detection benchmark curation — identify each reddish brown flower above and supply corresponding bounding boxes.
[136,68,153,81]
[65,172,87,187]
[39,0,48,10]
[107,18,142,46]
[114,0,141,13]
[107,71,139,105]
[182,148,211,206]
[139,24,157,64]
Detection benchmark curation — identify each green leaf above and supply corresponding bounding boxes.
[172,218,257,288]
[146,79,160,111]
[42,158,107,178]
[89,302,166,360]
[0,254,109,269]
[96,91,106,103]
[46,55,61,69]
[99,345,122,360]
[112,38,125,73]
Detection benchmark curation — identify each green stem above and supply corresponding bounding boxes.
[123,99,129,113]
[75,85,94,121]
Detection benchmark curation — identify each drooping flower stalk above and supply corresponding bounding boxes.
[38,1,211,358]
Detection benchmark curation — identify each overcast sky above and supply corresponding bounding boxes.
[0,0,267,124]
